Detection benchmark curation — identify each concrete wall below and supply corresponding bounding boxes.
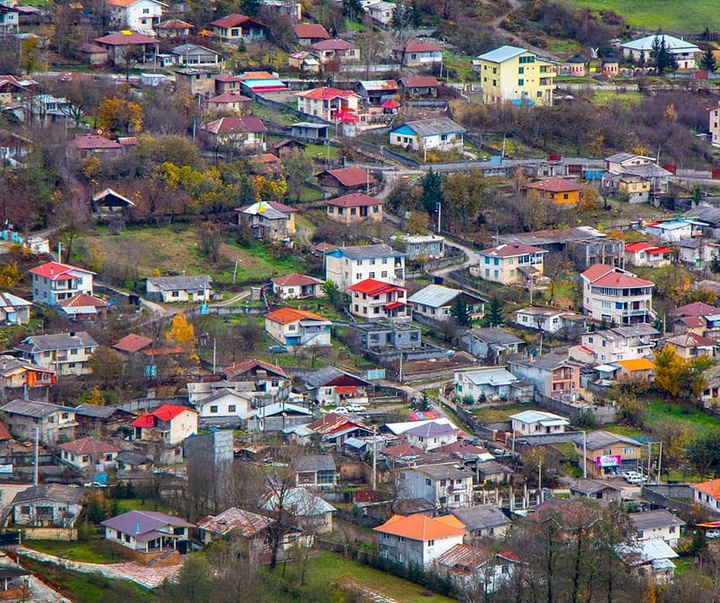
[21,527,77,541]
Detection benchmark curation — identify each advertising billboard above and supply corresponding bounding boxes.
[596,455,622,467]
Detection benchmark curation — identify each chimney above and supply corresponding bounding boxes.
[135,521,140,534]
[69,332,76,337]
[50,265,54,276]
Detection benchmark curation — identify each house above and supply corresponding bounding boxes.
[669,302,720,339]
[576,430,642,478]
[238,71,288,95]
[292,121,329,142]
[210,14,267,43]
[293,23,329,45]
[571,324,660,364]
[94,31,158,66]
[145,275,213,303]
[193,388,251,426]
[58,293,109,319]
[0,356,55,394]
[215,73,243,95]
[408,284,485,322]
[508,355,580,400]
[325,193,384,223]
[200,116,266,151]
[107,0,166,35]
[356,80,399,106]
[618,538,678,584]
[405,423,460,452]
[401,234,445,259]
[316,166,374,195]
[630,510,685,548]
[0,292,31,325]
[0,75,32,108]
[374,513,467,568]
[29,261,95,307]
[461,327,525,363]
[0,556,31,600]
[664,332,717,359]
[197,507,272,548]
[301,366,371,406]
[10,484,84,529]
[558,53,587,76]
[74,404,134,437]
[244,402,314,433]
[526,177,581,205]
[325,244,405,293]
[263,487,336,534]
[602,173,652,204]
[473,45,555,106]
[102,510,194,562]
[308,38,360,65]
[171,44,222,68]
[580,264,655,325]
[236,200,298,240]
[207,91,251,114]
[1,399,77,444]
[92,188,135,215]
[397,463,473,509]
[450,505,512,540]
[710,102,720,148]
[389,118,466,153]
[15,331,98,376]
[155,18,193,38]
[398,76,440,98]
[437,545,522,595]
[264,307,332,349]
[348,278,409,321]
[509,410,569,436]
[603,153,672,196]
[174,68,216,97]
[67,135,123,161]
[295,454,336,489]
[129,404,198,445]
[621,34,699,70]
[112,334,154,357]
[306,412,372,447]
[645,220,695,243]
[691,479,720,512]
[345,321,424,357]
[365,0,395,26]
[624,242,673,268]
[477,243,546,286]
[288,50,320,73]
[0,5,18,36]
[514,306,586,336]
[295,87,361,122]
[454,367,529,403]
[392,40,443,67]
[273,139,306,158]
[679,238,720,271]
[262,0,302,21]
[271,273,324,300]
[568,479,623,503]
[59,436,119,472]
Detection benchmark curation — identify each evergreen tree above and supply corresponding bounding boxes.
[450,295,471,326]
[421,168,444,217]
[651,35,676,73]
[483,298,504,327]
[342,0,363,20]
[700,48,718,72]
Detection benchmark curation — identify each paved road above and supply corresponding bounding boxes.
[29,575,73,603]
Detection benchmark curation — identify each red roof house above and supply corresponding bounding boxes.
[129,404,198,444]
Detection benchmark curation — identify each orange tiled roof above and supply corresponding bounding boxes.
[374,513,467,541]
[692,479,720,500]
[265,307,328,324]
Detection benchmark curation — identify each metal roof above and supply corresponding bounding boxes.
[509,410,568,424]
[295,454,336,472]
[450,505,512,531]
[584,429,641,451]
[408,284,460,308]
[461,368,518,387]
[1,399,75,418]
[630,509,685,532]
[146,275,212,291]
[18,331,97,352]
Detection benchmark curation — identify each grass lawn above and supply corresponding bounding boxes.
[298,550,455,603]
[305,143,340,162]
[471,402,543,424]
[25,540,119,564]
[110,497,174,515]
[592,89,644,108]
[645,399,720,436]
[571,0,720,32]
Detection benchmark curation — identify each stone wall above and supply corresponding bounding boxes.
[21,527,77,541]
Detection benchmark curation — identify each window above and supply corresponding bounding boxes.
[210,405,218,413]
[454,494,460,502]
[428,540,435,546]
[81,455,89,463]
[623,447,634,454]
[20,506,30,515]
[669,526,676,534]
[425,478,432,486]
[85,347,92,354]
[637,530,644,538]
[518,67,524,74]
[519,55,535,64]
[228,405,236,413]
[142,7,149,13]
[518,79,524,86]
[440,479,446,487]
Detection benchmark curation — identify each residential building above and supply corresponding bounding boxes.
[238,71,288,95]
[264,307,332,348]
[624,242,673,268]
[1,399,77,444]
[145,275,213,303]
[389,118,466,153]
[580,264,655,325]
[129,404,198,445]
[710,101,720,148]
[200,116,266,151]
[571,324,660,364]
[391,40,443,67]
[461,327,525,363]
[237,200,298,240]
[301,366,370,406]
[437,546,522,595]
[209,14,267,42]
[288,50,320,73]
[94,31,158,66]
[67,135,123,161]
[602,173,652,204]
[59,436,119,472]
[263,487,336,534]
[645,220,695,243]
[450,505,512,540]
[613,358,656,385]
[92,188,136,216]
[576,430,642,478]
[271,273,324,300]
[356,80,399,106]
[29,261,95,307]
[102,510,193,561]
[192,388,251,426]
[348,278,408,321]
[476,243,547,285]
[397,464,473,509]
[568,479,623,503]
[295,454,336,489]
[514,306,586,336]
[401,234,446,260]
[408,284,485,322]
[404,423,459,452]
[308,38,360,64]
[155,18,193,38]
[295,87,361,122]
[0,75,33,108]
[215,73,243,95]
[10,484,84,529]
[365,0,395,26]
[262,0,302,20]
[197,507,272,548]
[207,91,251,114]
[15,331,98,376]
[525,177,581,204]
[74,404,134,437]
[0,292,31,325]
[691,479,720,512]
[454,367,525,403]
[174,68,215,97]
[473,45,555,106]
[0,5,18,35]
[374,513,467,568]
[325,193,384,223]
[618,538,678,584]
[508,355,580,400]
[171,44,222,68]
[509,409,569,436]
[398,76,439,98]
[293,23,329,45]
[679,238,720,271]
[557,53,587,76]
[325,244,405,292]
[220,358,292,401]
[603,153,671,196]
[107,0,166,35]
[0,356,56,395]
[630,510,685,548]
[664,332,717,359]
[244,402,313,433]
[345,321,423,355]
[621,34,699,69]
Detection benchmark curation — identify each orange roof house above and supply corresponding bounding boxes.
[692,479,720,512]
[264,308,332,348]
[317,166,375,193]
[526,177,581,204]
[325,193,384,223]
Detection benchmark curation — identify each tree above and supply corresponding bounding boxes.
[651,35,677,73]
[197,222,223,262]
[97,97,143,136]
[405,210,430,235]
[693,184,703,206]
[0,262,20,288]
[483,298,504,327]
[450,295,472,326]
[654,264,692,304]
[166,313,197,349]
[442,169,490,232]
[281,149,313,202]
[88,347,123,390]
[321,279,340,307]
[421,168,444,217]
[700,48,718,72]
[341,0,363,20]
[654,345,686,402]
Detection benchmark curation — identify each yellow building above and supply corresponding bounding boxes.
[526,177,580,205]
[473,45,555,106]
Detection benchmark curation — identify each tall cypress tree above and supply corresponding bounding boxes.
[484,298,504,327]
[421,169,444,216]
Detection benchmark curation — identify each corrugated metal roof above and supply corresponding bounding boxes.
[476,45,530,63]
[408,284,460,308]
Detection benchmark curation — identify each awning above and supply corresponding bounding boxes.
[382,99,400,109]
[335,110,358,123]
[336,386,359,395]
[385,301,406,310]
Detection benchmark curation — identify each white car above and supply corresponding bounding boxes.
[626,474,648,485]
[334,407,349,414]
[623,471,642,483]
[706,530,720,539]
[346,404,367,413]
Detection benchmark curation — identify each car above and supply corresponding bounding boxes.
[626,474,648,485]
[346,404,367,413]
[268,345,288,354]
[706,530,720,539]
[334,407,349,414]
[623,471,642,482]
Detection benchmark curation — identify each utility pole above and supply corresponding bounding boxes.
[437,201,442,233]
[372,426,377,490]
[212,338,217,374]
[582,431,587,479]
[33,427,39,487]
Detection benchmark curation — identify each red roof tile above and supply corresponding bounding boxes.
[113,334,154,353]
[399,76,439,88]
[222,358,288,378]
[591,271,654,288]
[293,23,329,40]
[272,273,324,287]
[310,38,358,51]
[348,278,404,296]
[526,177,580,193]
[319,166,373,188]
[209,92,251,103]
[392,40,441,53]
[210,14,266,29]
[59,293,108,308]
[265,307,328,324]
[202,116,266,135]
[296,86,360,101]
[29,261,94,280]
[580,264,616,282]
[479,243,545,258]
[326,193,383,208]
[672,302,720,317]
[59,436,118,455]
[94,31,158,46]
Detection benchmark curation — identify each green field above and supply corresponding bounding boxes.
[26,540,120,564]
[645,399,720,436]
[471,402,543,424]
[570,0,720,32]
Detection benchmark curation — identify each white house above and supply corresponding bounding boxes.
[389,118,465,153]
[192,388,252,425]
[129,404,198,445]
[29,261,95,307]
[571,324,660,364]
[691,479,720,513]
[264,307,332,348]
[108,0,166,35]
[15,332,98,376]
[295,87,361,122]
[404,422,459,452]
[454,367,521,402]
[375,513,467,568]
[644,220,695,243]
[620,34,699,70]
[408,284,485,322]
[364,0,395,26]
[580,264,654,325]
[59,436,119,472]
[401,234,446,259]
[630,510,685,549]
[101,510,193,555]
[347,278,409,321]
[146,275,213,303]
[509,410,569,436]
[514,306,586,335]
[271,273,324,300]
[624,242,673,268]
[325,244,405,293]
[396,464,474,509]
[0,292,31,325]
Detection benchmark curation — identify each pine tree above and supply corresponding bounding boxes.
[700,48,718,72]
[450,295,471,326]
[652,35,676,73]
[484,298,504,327]
[421,169,444,217]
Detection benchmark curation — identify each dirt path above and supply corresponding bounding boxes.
[487,0,558,59]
